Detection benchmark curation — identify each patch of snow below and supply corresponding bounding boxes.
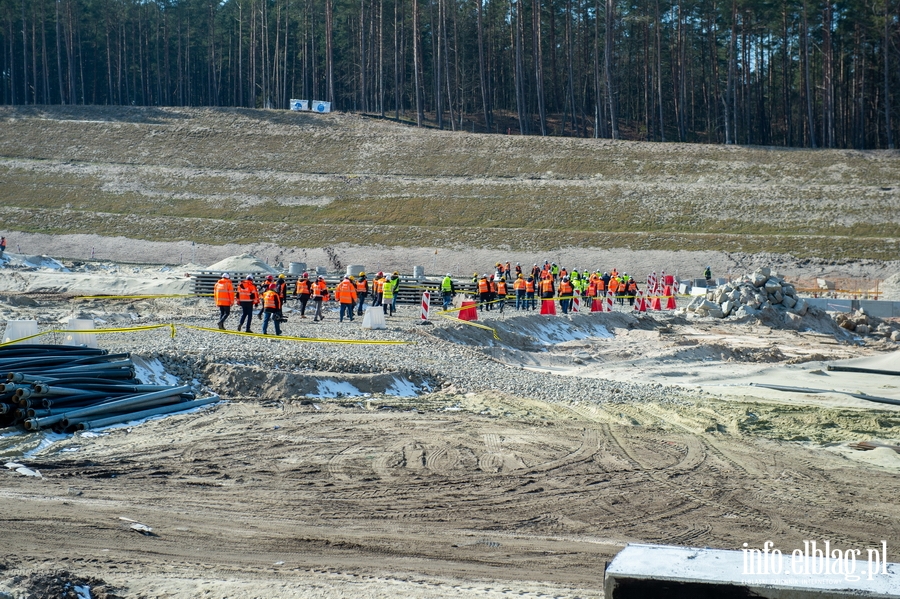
[310,380,363,398]
[385,377,420,397]
[132,355,180,386]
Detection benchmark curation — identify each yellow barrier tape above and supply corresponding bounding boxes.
[0,323,175,348]
[0,330,50,347]
[181,325,409,345]
[439,314,500,340]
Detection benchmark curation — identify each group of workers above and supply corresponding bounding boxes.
[456,261,642,314]
[213,270,402,335]
[214,261,671,333]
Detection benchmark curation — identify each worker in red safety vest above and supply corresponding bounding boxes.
[214,273,235,330]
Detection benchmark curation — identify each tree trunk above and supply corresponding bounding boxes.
[533,0,546,135]
[413,0,423,126]
[477,0,492,131]
[604,0,618,138]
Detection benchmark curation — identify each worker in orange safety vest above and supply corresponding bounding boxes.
[261,284,283,335]
[236,275,259,333]
[214,273,235,330]
[336,276,359,322]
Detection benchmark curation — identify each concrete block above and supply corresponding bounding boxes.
[605,543,900,599]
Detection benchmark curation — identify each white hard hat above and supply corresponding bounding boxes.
[446,273,452,277]
[222,272,230,279]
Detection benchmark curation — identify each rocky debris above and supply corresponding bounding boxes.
[834,309,900,341]
[684,267,809,320]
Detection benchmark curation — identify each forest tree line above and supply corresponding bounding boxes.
[1,0,898,148]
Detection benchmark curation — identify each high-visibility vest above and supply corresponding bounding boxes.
[588,282,597,296]
[489,280,496,293]
[262,289,281,310]
[627,281,637,293]
[597,279,606,291]
[541,279,554,294]
[559,281,573,296]
[608,279,618,293]
[312,280,327,299]
[441,276,453,292]
[497,280,507,295]
[382,278,396,300]
[214,279,235,306]
[514,278,526,291]
[336,280,357,304]
[237,281,258,303]
[478,279,489,293]
[295,278,311,295]
[356,279,368,293]
[526,280,535,292]
[560,269,568,279]
[374,278,384,293]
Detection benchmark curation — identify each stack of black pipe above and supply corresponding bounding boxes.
[0,344,205,433]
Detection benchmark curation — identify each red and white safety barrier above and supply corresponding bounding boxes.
[606,296,614,312]
[421,291,430,320]
[635,290,647,312]
[572,289,580,313]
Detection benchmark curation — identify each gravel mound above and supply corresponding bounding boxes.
[206,253,277,274]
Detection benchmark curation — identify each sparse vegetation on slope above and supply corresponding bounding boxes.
[1,106,898,259]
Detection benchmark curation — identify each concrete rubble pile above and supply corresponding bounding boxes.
[833,310,900,342]
[685,267,808,320]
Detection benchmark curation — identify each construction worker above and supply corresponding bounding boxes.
[704,266,713,284]
[478,275,490,308]
[550,263,560,280]
[311,276,328,322]
[608,276,619,306]
[294,272,312,318]
[236,275,259,333]
[487,275,497,311]
[540,273,555,312]
[515,263,522,277]
[525,275,536,310]
[372,272,385,307]
[496,277,508,312]
[626,278,639,307]
[355,272,369,315]
[261,284,283,336]
[530,264,541,281]
[388,272,400,315]
[0,236,5,259]
[381,272,395,315]
[558,276,574,314]
[275,274,289,320]
[602,272,611,297]
[505,262,512,279]
[213,273,235,330]
[441,273,456,310]
[513,274,526,310]
[336,276,358,322]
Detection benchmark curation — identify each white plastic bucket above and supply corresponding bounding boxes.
[2,320,39,344]
[64,318,98,348]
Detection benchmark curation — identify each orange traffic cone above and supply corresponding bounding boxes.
[664,285,677,310]
[591,298,603,312]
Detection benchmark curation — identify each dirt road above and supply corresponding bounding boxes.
[3,390,900,598]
